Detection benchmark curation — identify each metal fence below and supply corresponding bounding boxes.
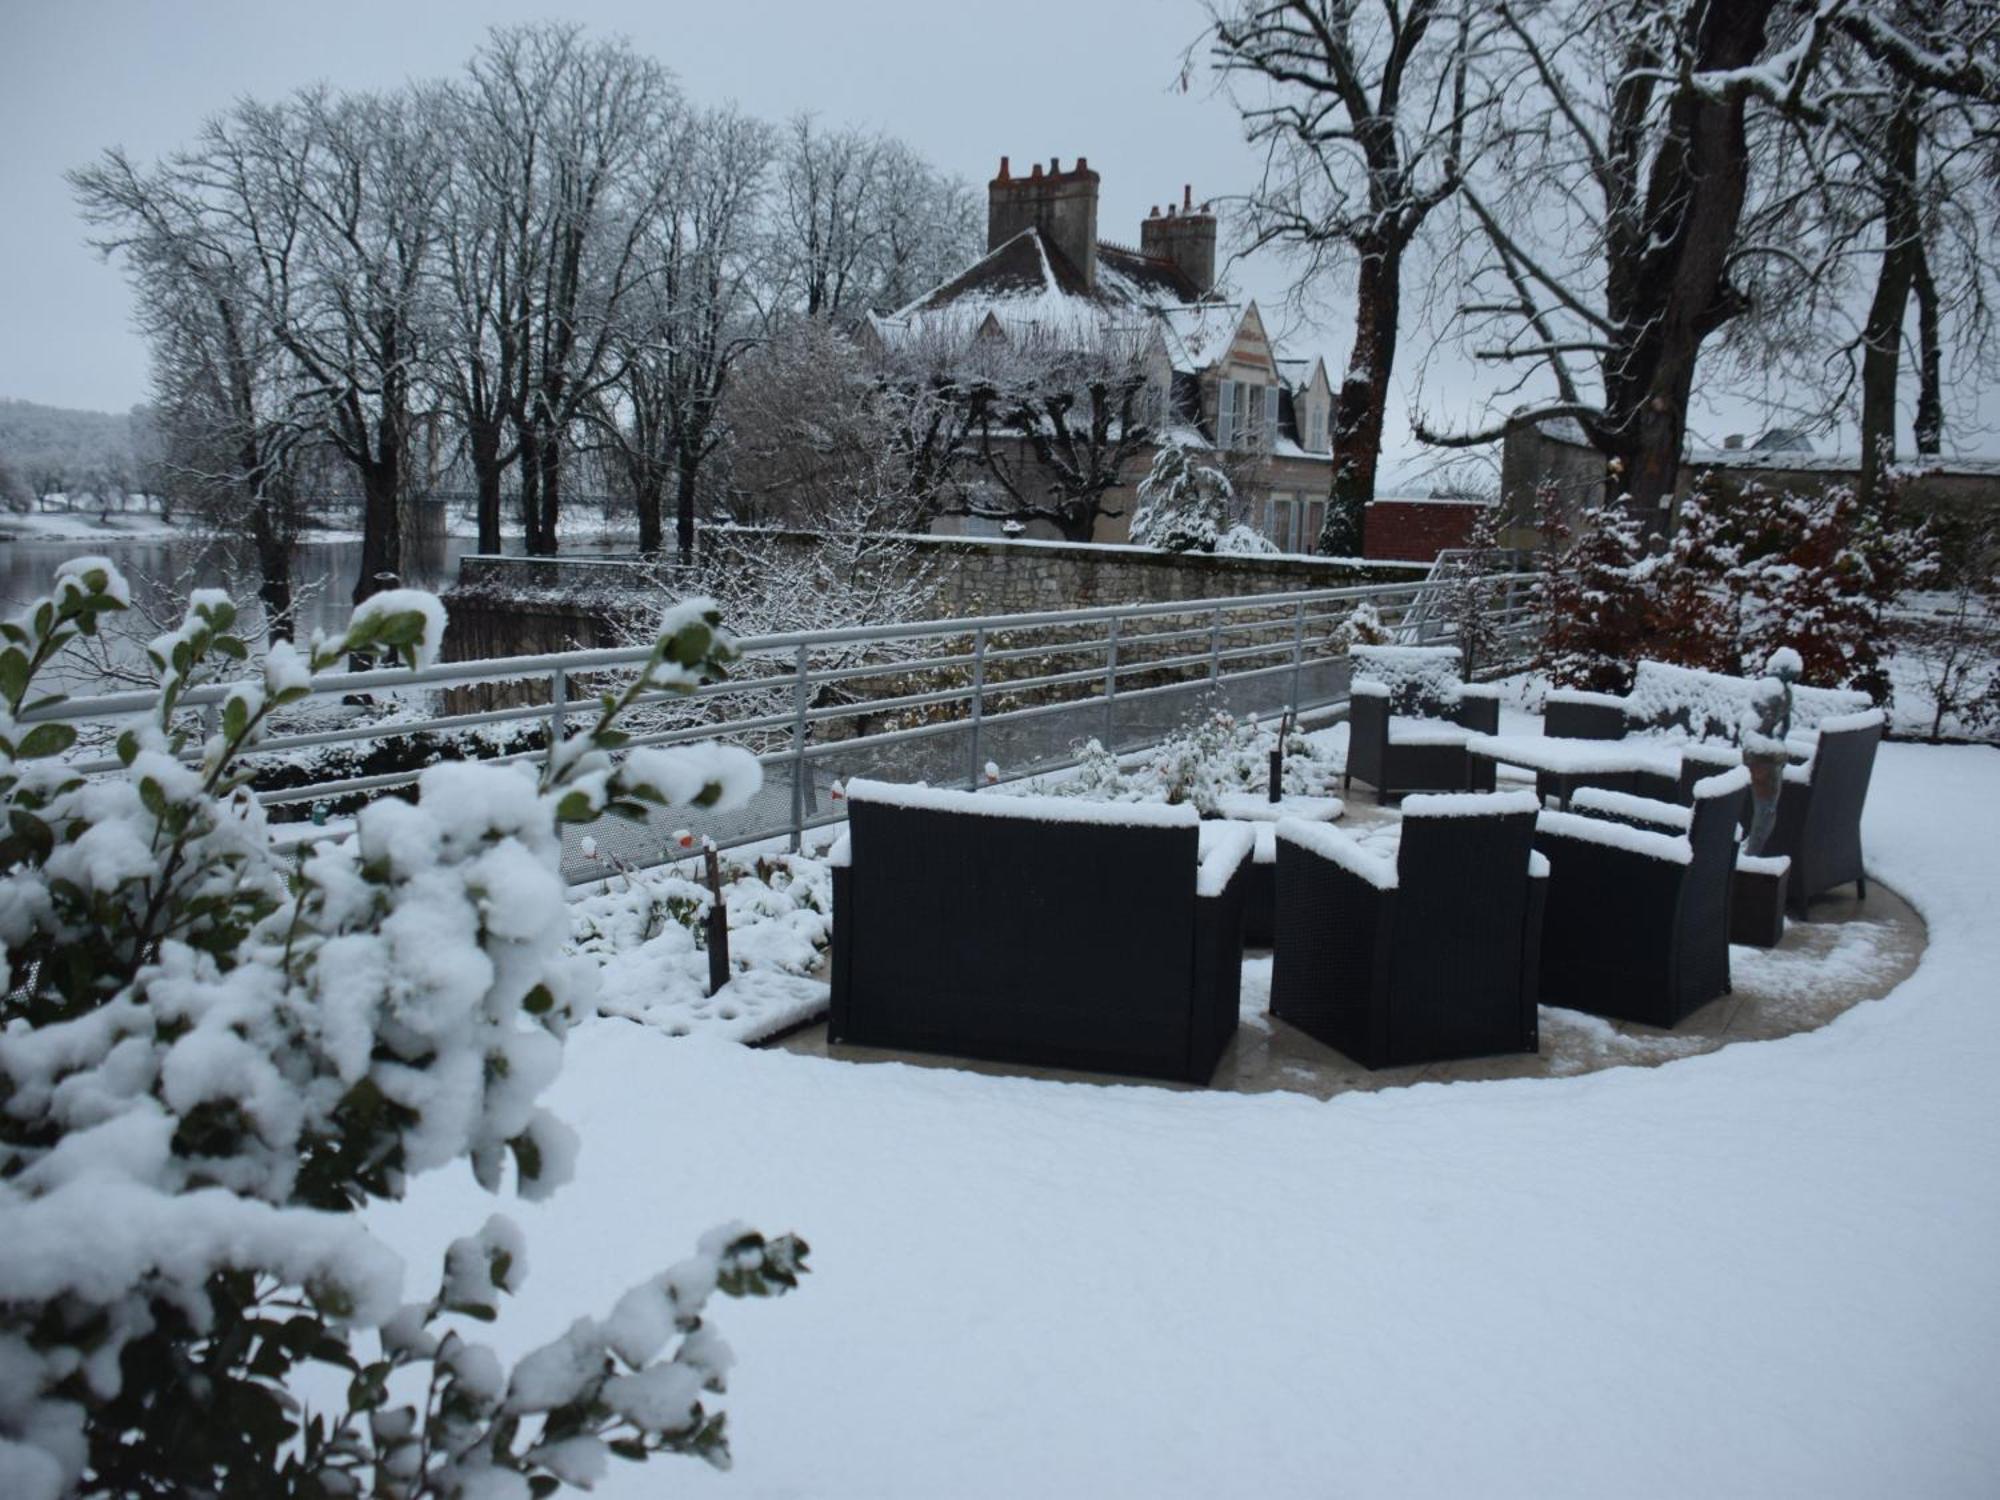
[22,569,1541,883]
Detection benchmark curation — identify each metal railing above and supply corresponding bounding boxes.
[24,571,1541,883]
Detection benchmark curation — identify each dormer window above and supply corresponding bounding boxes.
[1217,377,1279,450]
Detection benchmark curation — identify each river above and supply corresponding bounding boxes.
[1,528,634,685]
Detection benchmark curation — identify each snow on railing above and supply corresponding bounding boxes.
[27,573,1543,883]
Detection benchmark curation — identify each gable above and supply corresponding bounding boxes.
[1220,303,1279,382]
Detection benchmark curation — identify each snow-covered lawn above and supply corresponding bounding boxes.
[362,737,2000,1497]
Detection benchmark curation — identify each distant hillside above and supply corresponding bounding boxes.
[0,397,146,502]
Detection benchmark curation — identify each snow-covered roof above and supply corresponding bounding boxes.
[1155,301,1248,375]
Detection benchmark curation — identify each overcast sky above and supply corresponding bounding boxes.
[3,0,1990,482]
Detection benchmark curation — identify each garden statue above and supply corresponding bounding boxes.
[1742,647,1802,855]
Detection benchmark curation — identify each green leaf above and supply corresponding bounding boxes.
[222,696,249,743]
[15,722,74,760]
[522,984,555,1016]
[214,635,249,661]
[509,1131,544,1185]
[116,729,140,766]
[0,649,27,707]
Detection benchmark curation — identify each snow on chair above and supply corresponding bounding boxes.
[1531,767,1747,1028]
[1269,790,1545,1069]
[828,780,1254,1085]
[1341,644,1501,803]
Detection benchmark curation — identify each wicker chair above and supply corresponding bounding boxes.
[829,781,1254,1085]
[1269,790,1545,1069]
[1531,768,1746,1028]
[1761,711,1883,914]
[1342,645,1501,803]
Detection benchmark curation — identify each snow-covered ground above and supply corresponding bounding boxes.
[360,736,2000,1498]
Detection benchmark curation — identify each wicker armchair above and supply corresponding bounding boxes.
[1531,768,1746,1028]
[1761,711,1883,914]
[1269,790,1545,1069]
[1342,645,1500,802]
[829,781,1254,1085]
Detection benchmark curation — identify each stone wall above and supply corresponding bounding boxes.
[443,531,1427,660]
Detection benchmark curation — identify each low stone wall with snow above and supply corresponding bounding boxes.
[444,532,1426,662]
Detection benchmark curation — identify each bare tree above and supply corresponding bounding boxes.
[594,105,774,560]
[958,326,1167,543]
[447,26,685,556]
[865,142,983,315]
[775,115,882,319]
[72,142,313,630]
[1416,0,1843,519]
[1208,0,1496,548]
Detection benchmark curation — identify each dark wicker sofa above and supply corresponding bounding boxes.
[829,780,1254,1085]
[1761,710,1884,914]
[1342,645,1501,802]
[1269,790,1545,1069]
[1531,768,1746,1028]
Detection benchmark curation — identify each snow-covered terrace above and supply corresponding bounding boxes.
[365,721,2000,1496]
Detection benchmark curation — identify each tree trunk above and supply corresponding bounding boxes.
[1857,85,1923,508]
[1912,242,1943,456]
[517,430,543,553]
[470,421,505,554]
[250,504,293,642]
[354,455,402,606]
[1596,1,1777,525]
[674,457,700,566]
[636,460,664,558]
[1323,242,1401,554]
[530,431,562,557]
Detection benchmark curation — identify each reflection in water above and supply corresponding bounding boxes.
[1,533,501,685]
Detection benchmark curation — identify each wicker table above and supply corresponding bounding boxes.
[1464,732,1684,808]
[1211,793,1345,946]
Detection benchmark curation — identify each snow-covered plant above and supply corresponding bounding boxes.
[1893,514,2000,742]
[1535,498,1657,693]
[1439,504,1509,676]
[0,562,805,1497]
[1130,437,1234,554]
[1043,711,1334,814]
[1330,600,1392,653]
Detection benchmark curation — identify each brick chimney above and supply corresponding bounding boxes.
[1141,184,1216,298]
[988,155,1100,290]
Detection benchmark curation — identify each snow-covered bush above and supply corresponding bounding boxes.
[1037,711,1336,814]
[1329,600,1392,653]
[0,562,805,1497]
[1439,503,1508,676]
[1892,515,2000,742]
[1535,480,1930,698]
[1130,437,1234,554]
[1534,498,1656,693]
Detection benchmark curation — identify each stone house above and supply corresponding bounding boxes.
[864,156,1341,554]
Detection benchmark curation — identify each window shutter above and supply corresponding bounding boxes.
[1217,378,1236,448]
[1264,384,1280,448]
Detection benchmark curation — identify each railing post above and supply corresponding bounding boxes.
[788,643,809,853]
[1290,599,1307,714]
[1103,614,1121,745]
[1208,606,1222,686]
[546,665,567,772]
[967,627,987,787]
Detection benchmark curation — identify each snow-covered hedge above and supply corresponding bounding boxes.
[0,566,806,1497]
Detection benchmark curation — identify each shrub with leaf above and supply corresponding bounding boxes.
[0,560,806,1498]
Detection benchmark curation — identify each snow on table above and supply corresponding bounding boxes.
[1466,731,1684,777]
